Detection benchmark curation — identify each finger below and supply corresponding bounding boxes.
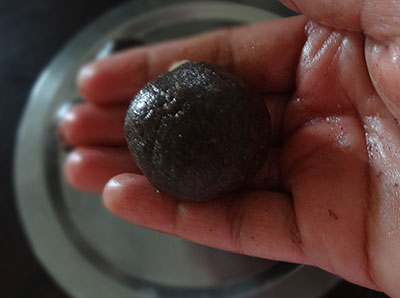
[103,173,307,264]
[78,16,307,105]
[58,104,127,146]
[58,93,290,150]
[280,0,400,123]
[280,0,400,41]
[65,144,282,194]
[64,147,140,193]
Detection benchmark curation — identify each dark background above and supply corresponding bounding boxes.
[0,0,389,297]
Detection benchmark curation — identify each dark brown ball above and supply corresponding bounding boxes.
[124,61,271,201]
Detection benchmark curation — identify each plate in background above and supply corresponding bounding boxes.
[15,1,340,297]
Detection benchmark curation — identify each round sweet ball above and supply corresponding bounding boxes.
[124,61,271,201]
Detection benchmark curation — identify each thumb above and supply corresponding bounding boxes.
[280,0,400,41]
[280,0,360,30]
[280,0,400,119]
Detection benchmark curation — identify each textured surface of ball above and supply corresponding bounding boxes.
[124,61,271,201]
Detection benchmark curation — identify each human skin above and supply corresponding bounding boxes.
[59,1,400,296]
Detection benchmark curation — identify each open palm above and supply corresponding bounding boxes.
[59,1,400,296]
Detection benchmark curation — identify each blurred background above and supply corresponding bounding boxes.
[0,0,390,297]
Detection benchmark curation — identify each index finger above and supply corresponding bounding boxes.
[78,16,307,105]
[103,173,307,265]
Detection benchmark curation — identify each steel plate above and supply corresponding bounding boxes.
[15,1,340,297]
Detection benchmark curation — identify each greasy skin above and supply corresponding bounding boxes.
[58,1,400,296]
[124,62,271,201]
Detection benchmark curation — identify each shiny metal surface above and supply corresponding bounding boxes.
[15,1,340,297]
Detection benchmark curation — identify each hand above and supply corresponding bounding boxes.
[58,1,400,296]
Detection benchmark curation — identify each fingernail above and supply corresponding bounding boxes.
[280,0,300,12]
[103,173,136,199]
[78,64,96,82]
[56,106,76,145]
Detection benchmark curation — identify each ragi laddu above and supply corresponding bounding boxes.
[124,61,271,201]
